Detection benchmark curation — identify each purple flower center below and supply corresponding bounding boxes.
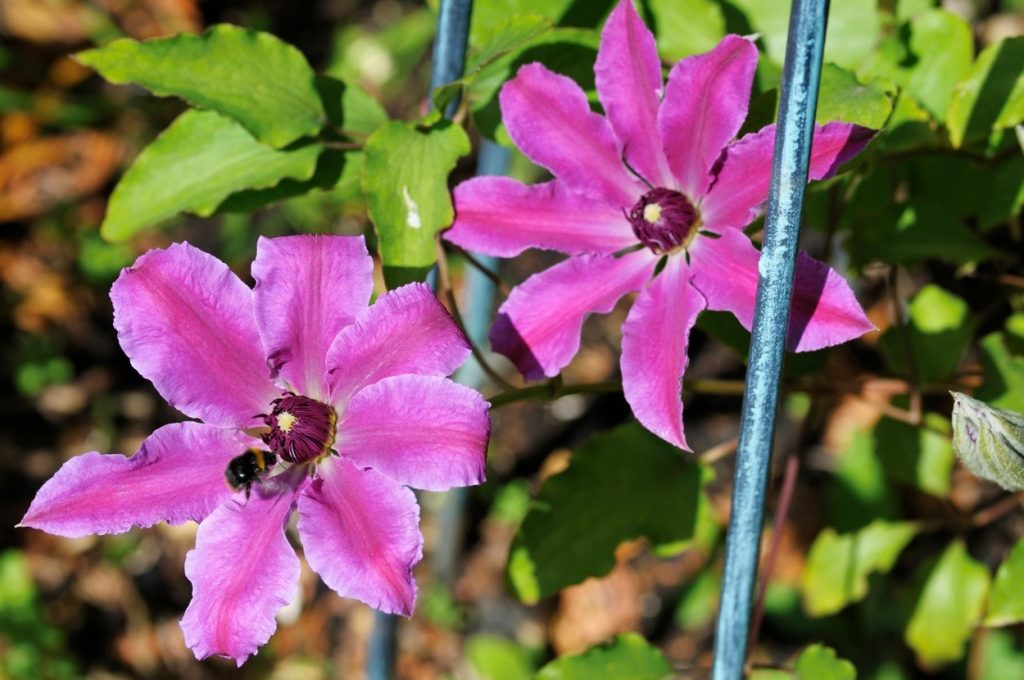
[261,394,337,464]
[627,188,699,254]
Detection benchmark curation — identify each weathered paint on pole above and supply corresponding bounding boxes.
[711,1,830,678]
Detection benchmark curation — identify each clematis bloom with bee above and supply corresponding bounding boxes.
[20,235,490,665]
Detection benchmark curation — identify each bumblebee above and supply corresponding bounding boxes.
[225,448,277,499]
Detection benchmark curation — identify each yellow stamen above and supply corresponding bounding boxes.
[643,203,662,223]
[276,411,297,432]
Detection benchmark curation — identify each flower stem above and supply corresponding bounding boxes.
[435,240,517,392]
[888,266,922,425]
[445,243,512,295]
[488,374,969,411]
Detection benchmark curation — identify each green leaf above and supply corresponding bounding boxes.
[437,13,555,114]
[466,634,536,680]
[316,76,388,137]
[362,120,470,288]
[947,38,1024,147]
[467,27,599,142]
[675,568,721,631]
[469,0,579,40]
[951,393,1024,492]
[905,540,990,669]
[648,0,726,61]
[862,10,973,123]
[508,424,709,603]
[827,429,899,532]
[844,163,997,267]
[979,629,1024,680]
[729,0,880,69]
[896,0,935,22]
[216,149,362,214]
[977,315,1024,412]
[78,25,324,148]
[102,109,321,241]
[875,413,954,497]
[979,155,1024,231]
[212,77,383,214]
[816,64,895,129]
[878,284,973,384]
[467,13,554,73]
[536,634,672,680]
[901,10,973,121]
[801,520,917,617]
[794,644,857,680]
[985,538,1024,626]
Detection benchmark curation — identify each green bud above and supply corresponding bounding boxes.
[951,392,1024,491]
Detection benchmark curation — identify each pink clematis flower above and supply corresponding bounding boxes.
[445,0,874,450]
[19,235,490,665]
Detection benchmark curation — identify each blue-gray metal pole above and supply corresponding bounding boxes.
[711,1,830,678]
[429,0,474,119]
[367,1,475,678]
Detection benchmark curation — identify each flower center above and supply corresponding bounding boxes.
[627,188,699,254]
[261,394,337,464]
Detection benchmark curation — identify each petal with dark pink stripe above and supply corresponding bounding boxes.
[20,423,253,537]
[659,35,758,198]
[298,459,422,616]
[180,481,302,666]
[701,122,874,232]
[252,235,373,400]
[500,63,639,208]
[111,242,276,428]
[336,375,489,491]
[621,257,705,450]
[689,229,874,351]
[326,283,470,403]
[595,0,672,187]
[490,250,657,380]
[447,178,635,257]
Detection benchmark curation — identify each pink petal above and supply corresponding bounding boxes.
[252,235,373,400]
[112,242,276,429]
[500,62,640,208]
[20,423,253,537]
[701,122,874,232]
[490,250,657,380]
[326,283,471,404]
[659,35,759,198]
[447,178,637,257]
[689,229,874,351]
[297,458,422,615]
[180,481,302,666]
[621,257,705,450]
[595,0,672,188]
[336,375,489,491]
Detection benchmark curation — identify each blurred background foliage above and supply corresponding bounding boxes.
[1,0,1024,678]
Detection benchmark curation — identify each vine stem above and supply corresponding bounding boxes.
[444,243,512,295]
[747,449,801,656]
[888,266,922,425]
[487,375,972,412]
[972,492,1024,527]
[435,239,517,391]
